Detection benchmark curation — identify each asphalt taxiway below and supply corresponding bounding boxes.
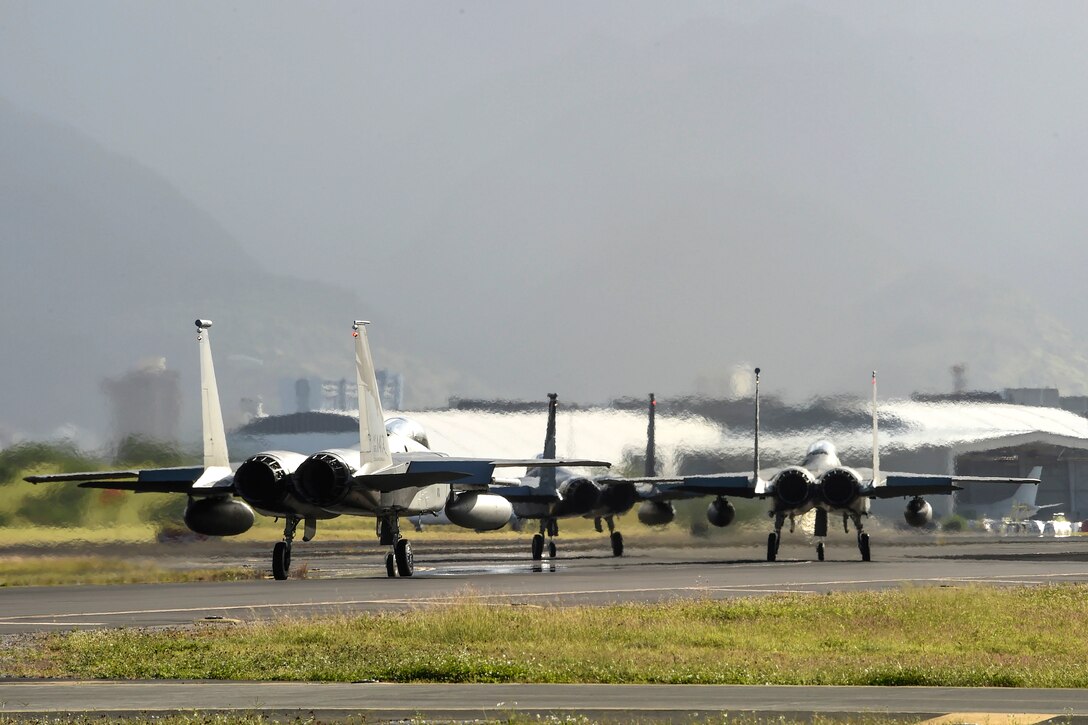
[4,534,1088,721]
[2,681,1087,721]
[2,534,1087,633]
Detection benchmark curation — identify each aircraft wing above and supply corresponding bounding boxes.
[862,472,1039,499]
[25,466,234,495]
[358,458,609,493]
[668,473,764,498]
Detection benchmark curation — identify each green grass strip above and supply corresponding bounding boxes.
[5,584,1088,687]
[0,555,259,587]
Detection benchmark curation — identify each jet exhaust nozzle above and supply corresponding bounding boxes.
[598,481,638,515]
[293,452,354,508]
[553,477,601,517]
[774,467,816,509]
[819,468,863,508]
[234,452,306,512]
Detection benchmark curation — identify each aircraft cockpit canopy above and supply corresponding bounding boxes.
[805,440,837,459]
[385,416,430,449]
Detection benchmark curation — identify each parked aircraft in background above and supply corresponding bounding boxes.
[27,320,607,579]
[958,471,1049,525]
[491,394,639,559]
[678,370,1041,561]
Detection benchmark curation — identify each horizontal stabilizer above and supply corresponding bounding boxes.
[866,475,961,498]
[490,483,562,504]
[596,476,684,485]
[357,469,472,493]
[27,466,232,495]
[490,458,611,469]
[26,470,141,484]
[674,474,760,498]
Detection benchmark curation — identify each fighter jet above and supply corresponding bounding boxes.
[489,393,646,560]
[26,319,608,579]
[676,369,1040,561]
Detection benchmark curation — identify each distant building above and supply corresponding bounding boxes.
[101,358,180,443]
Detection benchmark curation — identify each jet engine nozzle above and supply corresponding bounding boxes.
[598,481,638,515]
[707,496,736,527]
[293,451,355,507]
[553,477,601,517]
[818,467,863,508]
[637,500,675,526]
[904,496,933,527]
[773,467,816,509]
[234,451,307,512]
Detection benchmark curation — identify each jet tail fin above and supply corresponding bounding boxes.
[540,393,559,493]
[753,369,761,482]
[645,393,657,477]
[871,370,881,486]
[353,321,393,473]
[195,320,229,469]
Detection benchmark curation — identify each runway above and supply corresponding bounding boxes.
[1,681,1087,721]
[2,533,1088,633]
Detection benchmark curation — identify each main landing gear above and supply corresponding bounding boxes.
[814,509,827,561]
[594,515,624,557]
[379,515,414,577]
[272,515,317,580]
[532,518,559,560]
[766,511,786,562]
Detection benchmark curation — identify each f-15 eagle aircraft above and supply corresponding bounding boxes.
[491,394,646,560]
[676,369,1040,561]
[26,319,608,579]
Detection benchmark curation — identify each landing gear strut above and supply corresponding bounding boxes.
[849,512,871,562]
[378,514,413,577]
[533,518,559,560]
[272,516,299,580]
[814,508,828,562]
[767,511,785,562]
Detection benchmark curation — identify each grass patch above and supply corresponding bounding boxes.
[0,555,259,586]
[5,584,1088,687]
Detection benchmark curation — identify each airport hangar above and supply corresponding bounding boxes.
[227,398,1088,524]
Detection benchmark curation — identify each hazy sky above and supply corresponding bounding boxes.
[3,1,1088,438]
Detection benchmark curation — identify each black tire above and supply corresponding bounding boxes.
[395,538,414,577]
[816,541,825,561]
[272,541,290,580]
[548,540,557,558]
[385,551,396,578]
[531,534,544,560]
[859,532,871,562]
[767,532,777,562]
[611,531,624,557]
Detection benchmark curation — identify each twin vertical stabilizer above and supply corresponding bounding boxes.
[353,321,394,473]
[196,320,229,470]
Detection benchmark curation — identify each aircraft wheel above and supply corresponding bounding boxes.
[395,538,414,577]
[858,532,871,562]
[816,541,825,561]
[385,551,396,578]
[272,541,290,581]
[611,531,624,557]
[766,532,778,562]
[531,534,544,560]
[548,540,557,558]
